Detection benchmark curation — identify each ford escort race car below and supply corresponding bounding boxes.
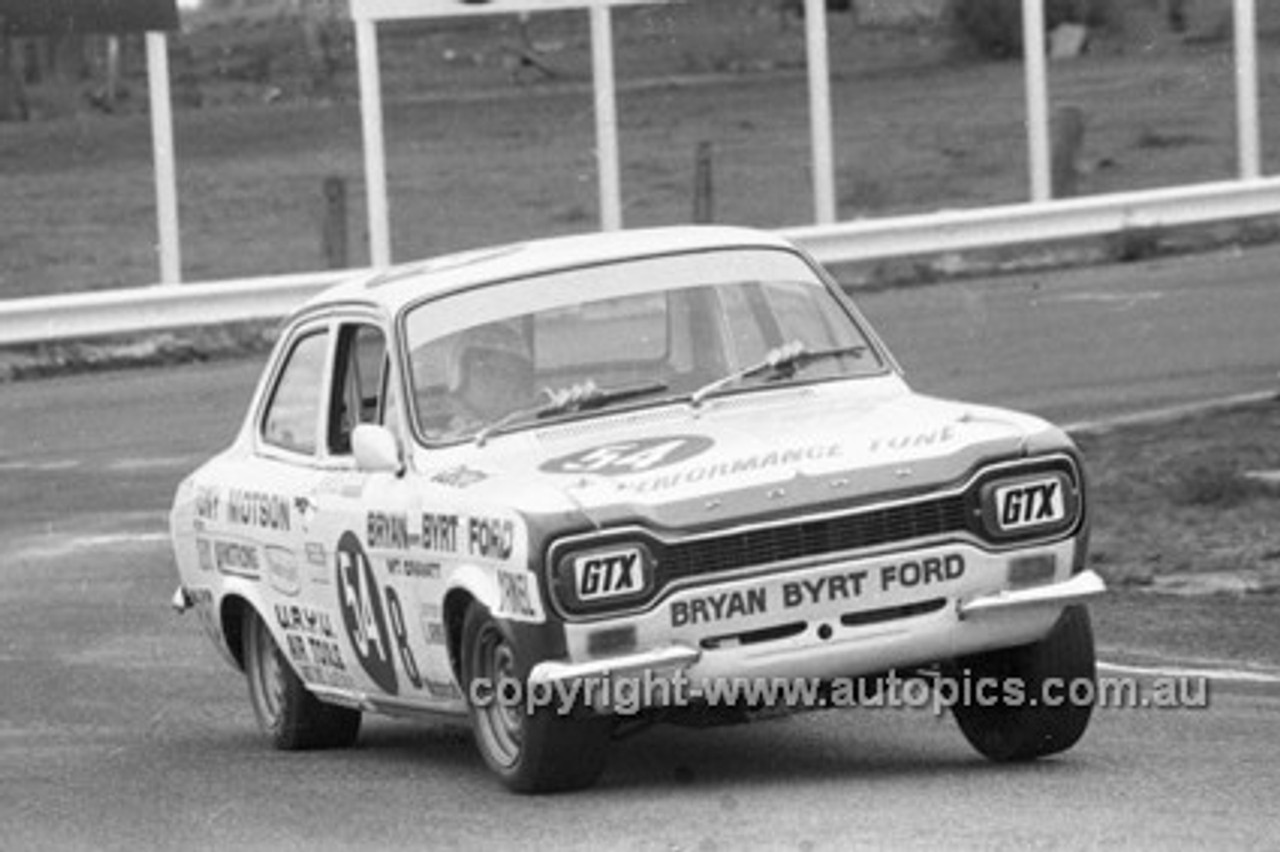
[170,225,1105,792]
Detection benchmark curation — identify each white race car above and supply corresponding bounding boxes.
[170,226,1104,792]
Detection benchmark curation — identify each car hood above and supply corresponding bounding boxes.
[421,379,1069,531]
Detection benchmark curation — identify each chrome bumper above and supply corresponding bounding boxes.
[957,569,1106,619]
[529,572,1106,687]
[528,644,701,688]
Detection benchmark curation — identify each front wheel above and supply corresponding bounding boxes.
[243,607,361,750]
[461,604,612,793]
[947,604,1096,762]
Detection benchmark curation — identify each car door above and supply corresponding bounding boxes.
[247,317,361,693]
[308,316,458,710]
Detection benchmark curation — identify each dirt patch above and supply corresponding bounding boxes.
[1075,396,1280,590]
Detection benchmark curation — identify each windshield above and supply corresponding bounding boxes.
[401,248,885,443]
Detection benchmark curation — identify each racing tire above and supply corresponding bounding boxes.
[947,604,1096,762]
[461,604,612,793]
[243,608,361,750]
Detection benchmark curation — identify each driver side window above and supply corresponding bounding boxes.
[329,323,388,456]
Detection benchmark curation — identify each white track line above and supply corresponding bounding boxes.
[1098,661,1280,685]
[1065,390,1277,435]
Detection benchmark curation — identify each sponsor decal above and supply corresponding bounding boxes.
[541,436,714,476]
[424,620,447,645]
[368,510,412,550]
[276,603,352,689]
[496,567,536,618]
[213,539,261,578]
[574,548,645,603]
[670,554,966,627]
[468,517,514,561]
[422,513,461,554]
[386,556,442,579]
[866,425,957,454]
[994,477,1066,532]
[671,587,767,627]
[365,510,515,562]
[194,486,221,522]
[195,537,214,572]
[265,546,301,596]
[430,465,489,489]
[624,443,842,495]
[305,541,328,567]
[420,603,446,646]
[225,489,291,531]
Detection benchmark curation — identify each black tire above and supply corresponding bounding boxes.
[461,604,612,793]
[948,604,1096,762]
[243,607,361,750]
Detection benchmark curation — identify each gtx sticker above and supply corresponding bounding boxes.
[540,436,714,476]
[994,477,1066,531]
[574,548,646,603]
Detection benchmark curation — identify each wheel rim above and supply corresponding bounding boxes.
[249,616,286,729]
[473,623,524,769]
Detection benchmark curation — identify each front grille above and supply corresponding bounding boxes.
[546,454,1083,622]
[657,495,972,582]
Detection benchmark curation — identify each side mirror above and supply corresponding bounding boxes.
[352,424,404,476]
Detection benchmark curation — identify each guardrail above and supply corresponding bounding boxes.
[3,176,1280,347]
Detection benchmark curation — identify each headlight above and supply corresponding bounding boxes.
[979,468,1080,542]
[550,542,656,616]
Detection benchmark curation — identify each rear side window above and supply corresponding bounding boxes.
[262,330,329,455]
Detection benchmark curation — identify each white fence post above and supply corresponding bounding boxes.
[355,17,392,267]
[1022,0,1051,202]
[804,0,837,224]
[146,32,182,284]
[589,3,624,231]
[1234,0,1261,179]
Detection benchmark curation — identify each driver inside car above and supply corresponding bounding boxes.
[437,322,535,436]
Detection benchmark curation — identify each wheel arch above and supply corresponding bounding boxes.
[220,594,254,672]
[443,588,478,684]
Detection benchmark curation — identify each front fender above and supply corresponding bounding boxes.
[446,561,547,624]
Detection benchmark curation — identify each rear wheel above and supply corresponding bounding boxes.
[948,605,1096,762]
[243,608,361,750]
[461,604,611,793]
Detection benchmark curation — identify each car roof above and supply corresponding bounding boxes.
[299,225,799,317]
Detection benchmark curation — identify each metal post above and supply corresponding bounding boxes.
[146,31,181,284]
[693,141,714,223]
[1234,0,1260,179]
[804,0,836,224]
[589,3,623,231]
[355,17,391,266]
[1022,0,1052,201]
[322,176,349,269]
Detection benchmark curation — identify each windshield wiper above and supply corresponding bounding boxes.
[474,379,669,446]
[689,341,867,408]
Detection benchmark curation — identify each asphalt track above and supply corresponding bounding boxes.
[2,247,1279,849]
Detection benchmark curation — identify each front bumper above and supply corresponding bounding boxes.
[532,540,1103,690]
